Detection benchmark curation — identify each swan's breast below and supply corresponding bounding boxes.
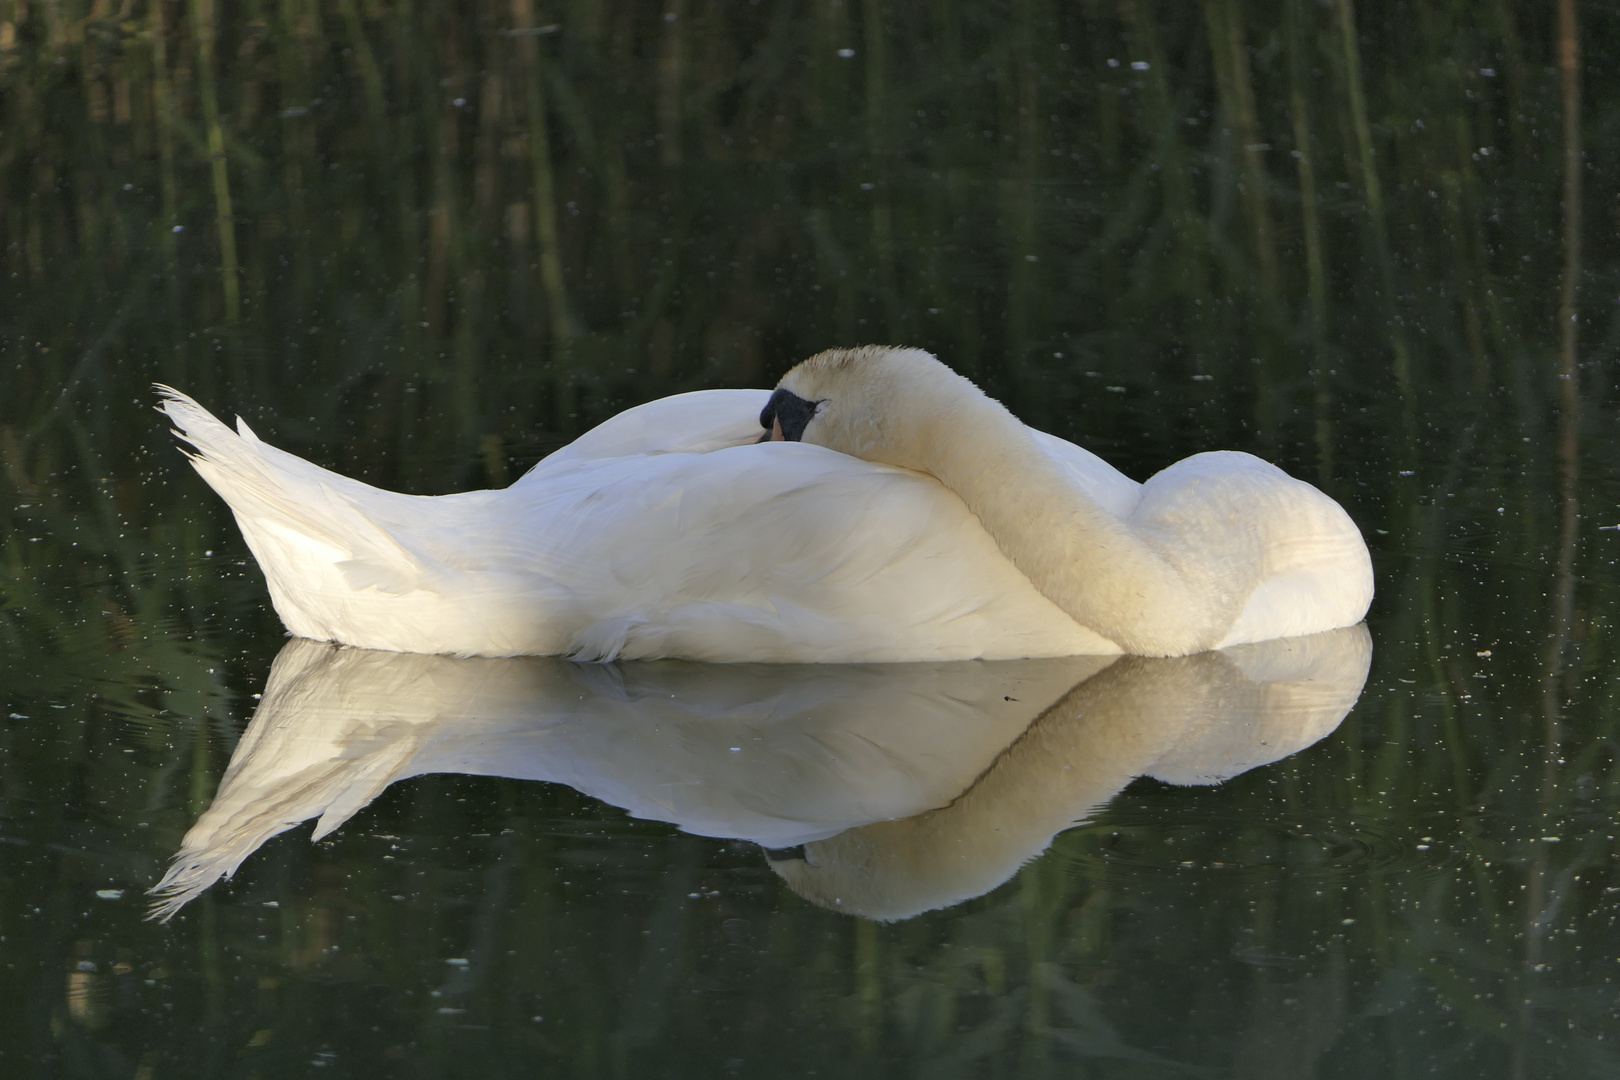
[1132,451,1373,648]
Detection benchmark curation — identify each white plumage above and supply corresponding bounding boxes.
[157,347,1372,661]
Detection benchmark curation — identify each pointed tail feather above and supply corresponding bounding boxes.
[155,386,438,635]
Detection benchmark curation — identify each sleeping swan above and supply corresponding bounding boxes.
[158,346,1371,661]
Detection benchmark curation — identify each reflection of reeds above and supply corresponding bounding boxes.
[3,8,1617,1068]
[1528,4,1584,1060]
[149,0,180,280]
[1332,0,1413,404]
[863,0,898,339]
[187,0,239,324]
[512,0,574,354]
[1284,0,1325,334]
[2,1,1592,456]
[1205,0,1277,298]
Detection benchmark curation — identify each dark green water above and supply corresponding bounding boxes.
[5,1,1620,1076]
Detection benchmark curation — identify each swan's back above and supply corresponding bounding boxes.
[160,388,1119,661]
[518,389,770,472]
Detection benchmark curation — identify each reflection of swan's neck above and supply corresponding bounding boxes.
[768,656,1175,921]
[912,389,1212,656]
[768,625,1373,921]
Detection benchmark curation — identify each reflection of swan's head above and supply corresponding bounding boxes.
[762,346,977,469]
[764,626,1373,922]
[765,820,1012,924]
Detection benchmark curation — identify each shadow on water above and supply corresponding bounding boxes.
[4,1,1620,1077]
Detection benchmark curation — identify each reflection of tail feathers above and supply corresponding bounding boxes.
[146,741,414,922]
[145,640,1092,919]
[145,638,424,922]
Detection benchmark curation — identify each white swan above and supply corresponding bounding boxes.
[158,346,1371,661]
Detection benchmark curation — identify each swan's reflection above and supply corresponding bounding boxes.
[151,626,1370,921]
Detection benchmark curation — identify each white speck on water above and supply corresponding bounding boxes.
[1131,60,1150,71]
[96,889,124,900]
[837,48,855,58]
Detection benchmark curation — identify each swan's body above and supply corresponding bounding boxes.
[158,348,1371,661]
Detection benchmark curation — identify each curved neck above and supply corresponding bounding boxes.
[917,397,1217,656]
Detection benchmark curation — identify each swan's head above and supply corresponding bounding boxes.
[760,346,991,469]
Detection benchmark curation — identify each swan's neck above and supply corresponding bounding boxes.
[918,396,1218,656]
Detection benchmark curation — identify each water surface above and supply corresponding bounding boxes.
[4,2,1620,1077]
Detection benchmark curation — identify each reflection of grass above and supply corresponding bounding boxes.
[5,1,1602,473]
[1,1,1618,1075]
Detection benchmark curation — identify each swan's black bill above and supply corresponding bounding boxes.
[758,388,817,442]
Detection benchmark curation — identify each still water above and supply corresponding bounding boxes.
[5,1,1620,1077]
